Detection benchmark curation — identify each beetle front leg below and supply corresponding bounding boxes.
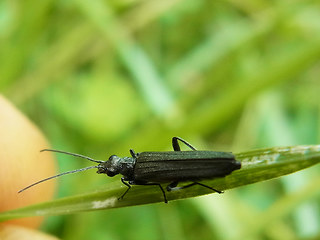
[118,177,132,200]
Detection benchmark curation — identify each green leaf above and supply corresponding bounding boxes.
[0,145,319,222]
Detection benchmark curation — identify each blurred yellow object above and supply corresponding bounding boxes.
[0,224,59,240]
[0,95,56,228]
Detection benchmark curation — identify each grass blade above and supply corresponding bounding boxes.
[0,145,319,221]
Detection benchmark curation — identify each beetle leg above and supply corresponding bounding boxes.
[191,182,223,194]
[166,181,179,191]
[134,181,168,203]
[167,181,223,194]
[167,182,196,191]
[129,149,137,158]
[118,177,132,200]
[172,137,197,151]
[147,184,167,203]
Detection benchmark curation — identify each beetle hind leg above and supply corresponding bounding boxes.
[172,137,197,151]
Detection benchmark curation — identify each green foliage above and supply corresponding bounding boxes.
[1,0,320,239]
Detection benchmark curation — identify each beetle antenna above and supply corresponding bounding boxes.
[41,149,104,163]
[18,165,99,193]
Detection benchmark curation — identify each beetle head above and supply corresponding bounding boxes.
[97,155,122,177]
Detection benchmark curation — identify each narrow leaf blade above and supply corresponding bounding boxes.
[0,145,319,221]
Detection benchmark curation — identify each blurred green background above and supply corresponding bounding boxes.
[1,0,320,239]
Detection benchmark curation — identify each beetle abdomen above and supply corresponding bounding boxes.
[134,151,240,182]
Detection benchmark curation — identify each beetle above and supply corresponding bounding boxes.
[19,137,241,203]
